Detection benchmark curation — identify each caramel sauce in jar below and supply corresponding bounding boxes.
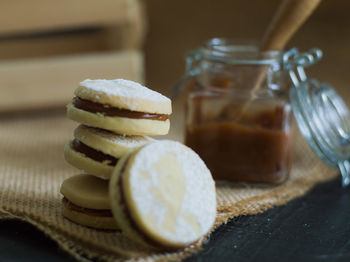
[186,96,292,183]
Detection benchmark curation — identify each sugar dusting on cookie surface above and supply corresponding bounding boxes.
[74,78,172,114]
[77,125,154,147]
[123,140,216,247]
[80,79,170,103]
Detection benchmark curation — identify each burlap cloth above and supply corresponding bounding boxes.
[0,114,338,261]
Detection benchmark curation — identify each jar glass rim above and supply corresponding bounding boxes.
[199,38,283,65]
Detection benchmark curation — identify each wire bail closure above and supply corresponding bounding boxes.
[284,47,323,85]
[285,48,350,187]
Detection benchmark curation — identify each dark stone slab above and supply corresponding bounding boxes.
[0,220,76,262]
[185,177,350,262]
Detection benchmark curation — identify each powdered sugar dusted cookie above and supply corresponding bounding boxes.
[60,174,118,230]
[67,79,172,136]
[109,140,216,248]
[64,125,154,179]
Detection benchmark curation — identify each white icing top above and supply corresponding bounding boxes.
[75,125,155,158]
[80,79,170,103]
[81,125,154,147]
[123,140,216,247]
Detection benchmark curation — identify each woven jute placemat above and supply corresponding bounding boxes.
[0,115,338,261]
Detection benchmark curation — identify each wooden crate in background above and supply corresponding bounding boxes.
[0,0,145,112]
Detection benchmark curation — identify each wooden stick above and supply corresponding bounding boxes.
[262,0,321,51]
[235,0,321,119]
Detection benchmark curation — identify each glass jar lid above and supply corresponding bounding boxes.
[285,48,350,187]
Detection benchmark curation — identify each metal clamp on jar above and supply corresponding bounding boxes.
[285,48,350,187]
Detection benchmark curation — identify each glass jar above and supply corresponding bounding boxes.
[176,38,292,184]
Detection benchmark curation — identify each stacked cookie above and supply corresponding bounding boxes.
[109,140,217,249]
[61,79,172,229]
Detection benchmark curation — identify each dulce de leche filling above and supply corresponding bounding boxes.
[186,104,292,184]
[73,97,169,121]
[63,197,113,217]
[117,158,157,246]
[72,139,118,166]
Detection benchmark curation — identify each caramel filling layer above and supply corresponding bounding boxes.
[73,97,169,121]
[63,198,113,217]
[72,139,118,166]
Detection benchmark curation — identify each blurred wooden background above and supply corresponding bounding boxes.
[0,0,349,113]
[0,0,145,112]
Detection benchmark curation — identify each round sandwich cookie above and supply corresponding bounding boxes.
[60,174,118,230]
[109,140,216,249]
[67,79,172,136]
[64,125,154,179]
